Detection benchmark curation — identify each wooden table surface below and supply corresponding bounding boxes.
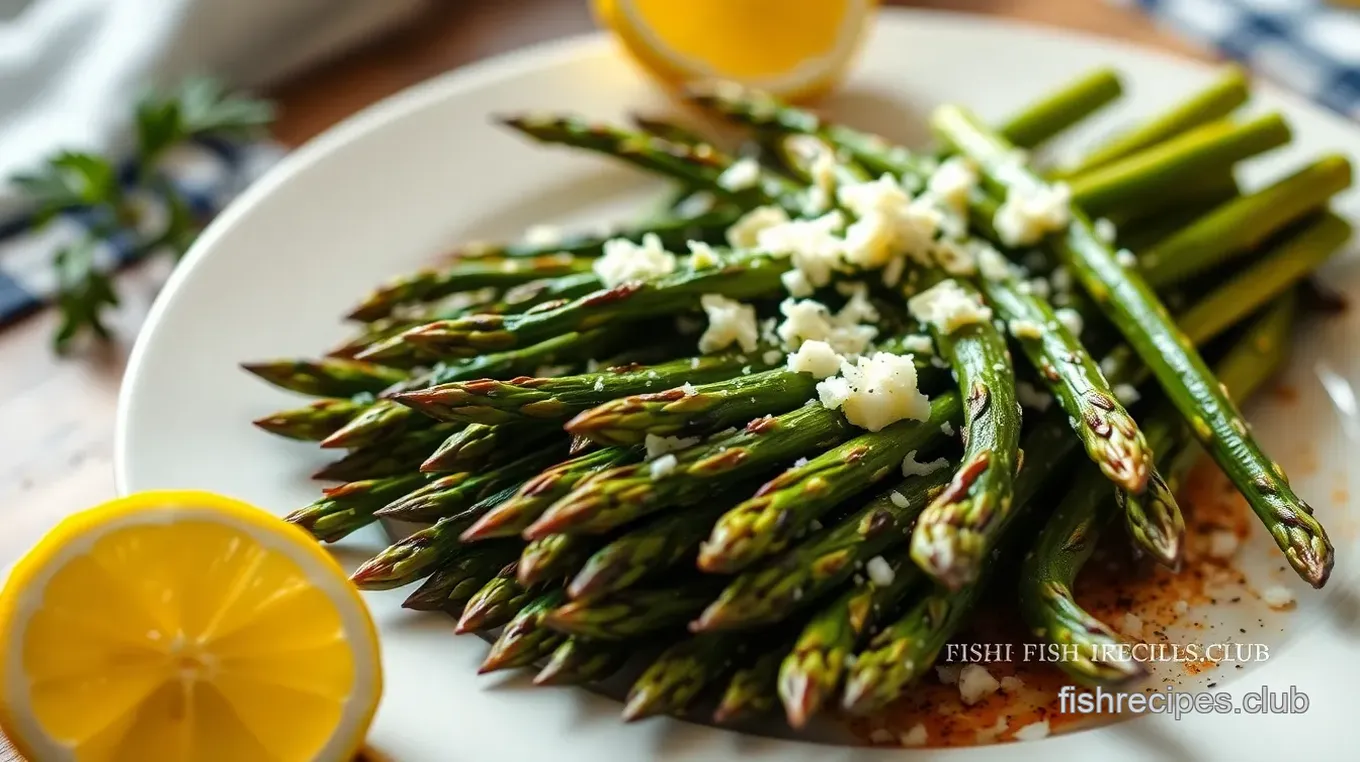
[0,1,1205,758]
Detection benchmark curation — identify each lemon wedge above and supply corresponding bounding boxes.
[594,0,878,101]
[0,490,382,762]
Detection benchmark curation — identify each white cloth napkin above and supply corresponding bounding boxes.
[0,0,427,208]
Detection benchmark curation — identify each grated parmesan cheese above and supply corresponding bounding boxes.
[717,157,762,191]
[776,297,878,357]
[698,294,759,353]
[993,180,1072,247]
[974,241,1014,281]
[889,490,909,508]
[594,233,677,287]
[523,224,562,246]
[592,377,605,392]
[1054,307,1084,337]
[908,279,993,334]
[1263,585,1295,609]
[787,340,843,379]
[816,353,932,431]
[1115,247,1138,268]
[1208,530,1239,559]
[726,206,790,249]
[901,335,934,355]
[958,664,1000,705]
[941,421,955,436]
[926,156,978,213]
[1008,319,1044,340]
[901,449,950,477]
[757,210,846,289]
[781,269,814,297]
[1094,217,1118,244]
[644,433,700,459]
[1121,612,1143,635]
[686,241,721,270]
[1013,720,1050,741]
[866,556,895,585]
[649,454,678,479]
[898,723,928,747]
[680,383,698,396]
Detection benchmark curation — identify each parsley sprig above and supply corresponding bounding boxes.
[10,78,274,351]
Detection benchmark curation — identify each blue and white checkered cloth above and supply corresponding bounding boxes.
[1127,0,1360,118]
[0,139,281,327]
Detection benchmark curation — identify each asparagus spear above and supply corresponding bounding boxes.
[458,206,743,260]
[252,396,370,441]
[1023,292,1296,686]
[1064,113,1291,215]
[907,282,1022,590]
[518,533,599,586]
[779,557,921,727]
[241,357,408,397]
[841,416,1076,714]
[623,633,747,721]
[321,328,628,448]
[714,641,792,724]
[1057,66,1249,177]
[542,584,720,640]
[401,542,521,612]
[480,590,570,673]
[567,484,761,601]
[462,447,642,540]
[375,445,569,523]
[401,253,788,358]
[457,563,543,633]
[934,104,1334,587]
[984,274,1152,490]
[534,637,632,686]
[312,422,462,482]
[694,468,951,631]
[1101,170,1239,229]
[528,404,858,538]
[394,350,774,424]
[285,472,428,543]
[630,114,712,147]
[699,394,961,574]
[346,254,594,322]
[998,68,1124,151]
[420,423,560,473]
[1139,154,1351,289]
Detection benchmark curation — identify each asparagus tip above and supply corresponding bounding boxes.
[620,690,663,722]
[778,673,820,729]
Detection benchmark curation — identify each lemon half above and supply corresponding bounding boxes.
[594,0,878,101]
[0,491,382,762]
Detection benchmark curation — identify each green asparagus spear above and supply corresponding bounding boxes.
[462,447,642,540]
[346,254,594,322]
[252,396,370,441]
[480,589,570,673]
[935,104,1334,587]
[446,207,742,262]
[1140,154,1351,289]
[401,253,788,357]
[285,472,429,543]
[375,445,569,523]
[517,533,599,586]
[568,484,761,601]
[1065,113,1291,215]
[534,637,632,686]
[1057,66,1249,177]
[779,557,921,727]
[1023,293,1296,686]
[1101,170,1239,229]
[542,584,720,640]
[457,563,544,633]
[312,422,462,482]
[528,404,858,538]
[908,282,1022,590]
[841,416,1076,714]
[714,641,792,724]
[623,633,747,721]
[395,350,774,424]
[694,468,951,631]
[977,273,1154,493]
[420,423,561,473]
[241,357,407,397]
[319,399,425,450]
[401,542,521,612]
[699,394,961,574]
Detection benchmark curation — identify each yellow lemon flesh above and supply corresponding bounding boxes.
[594,0,878,101]
[0,491,382,762]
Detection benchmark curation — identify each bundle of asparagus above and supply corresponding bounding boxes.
[246,65,1352,733]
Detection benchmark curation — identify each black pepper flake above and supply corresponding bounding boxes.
[1207,683,1217,689]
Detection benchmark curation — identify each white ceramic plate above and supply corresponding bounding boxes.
[112,9,1360,760]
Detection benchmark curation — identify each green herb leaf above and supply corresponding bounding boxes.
[11,152,119,223]
[176,77,275,139]
[52,238,120,352]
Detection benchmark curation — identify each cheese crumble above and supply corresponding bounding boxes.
[698,294,759,354]
[993,180,1072,247]
[717,157,762,191]
[648,454,679,479]
[958,664,1000,705]
[644,433,700,459]
[726,206,790,249]
[594,233,677,287]
[816,353,931,432]
[865,556,895,586]
[907,279,993,334]
[901,450,950,477]
[787,340,843,379]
